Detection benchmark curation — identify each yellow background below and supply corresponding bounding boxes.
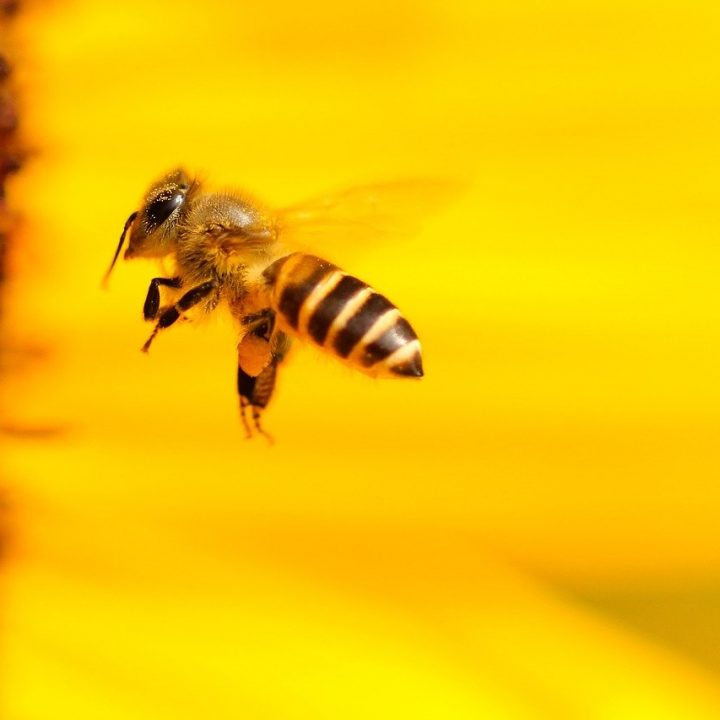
[4,0,720,716]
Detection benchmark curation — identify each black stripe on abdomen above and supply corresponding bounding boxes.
[277,257,336,329]
[307,275,366,345]
[332,293,395,358]
[359,318,418,368]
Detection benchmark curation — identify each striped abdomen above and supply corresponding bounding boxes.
[263,253,423,378]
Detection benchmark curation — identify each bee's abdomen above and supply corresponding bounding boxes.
[264,253,423,378]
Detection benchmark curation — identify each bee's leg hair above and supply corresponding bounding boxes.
[142,280,217,353]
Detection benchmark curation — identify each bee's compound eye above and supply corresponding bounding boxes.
[145,190,185,231]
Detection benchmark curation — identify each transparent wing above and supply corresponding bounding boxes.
[275,178,464,264]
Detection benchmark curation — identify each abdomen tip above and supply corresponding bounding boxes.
[390,351,424,378]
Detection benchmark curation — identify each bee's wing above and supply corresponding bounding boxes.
[275,178,464,263]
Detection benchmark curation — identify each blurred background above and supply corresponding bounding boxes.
[3,0,720,717]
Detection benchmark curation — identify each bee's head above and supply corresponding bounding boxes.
[103,168,194,286]
[125,168,193,259]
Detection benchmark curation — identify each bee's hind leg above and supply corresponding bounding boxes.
[237,365,275,443]
[236,330,291,442]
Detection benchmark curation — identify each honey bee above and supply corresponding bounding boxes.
[104,169,428,438]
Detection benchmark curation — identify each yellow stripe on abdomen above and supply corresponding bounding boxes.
[264,253,423,378]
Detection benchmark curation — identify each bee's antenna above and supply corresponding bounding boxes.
[102,211,137,288]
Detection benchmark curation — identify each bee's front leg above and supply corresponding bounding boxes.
[142,280,217,352]
[143,276,182,320]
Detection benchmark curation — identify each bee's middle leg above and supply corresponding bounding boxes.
[142,280,217,352]
[241,308,275,340]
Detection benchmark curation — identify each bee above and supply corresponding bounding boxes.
[104,169,426,439]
